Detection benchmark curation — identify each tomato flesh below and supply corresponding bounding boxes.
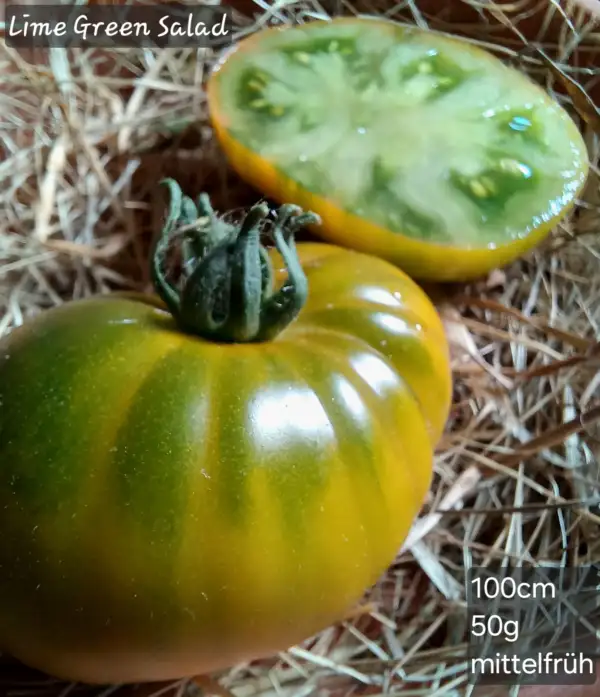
[208,18,589,279]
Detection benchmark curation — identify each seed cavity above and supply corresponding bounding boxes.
[329,40,339,52]
[294,52,311,64]
[404,221,422,235]
[480,176,496,193]
[498,158,532,178]
[499,158,520,173]
[399,52,469,101]
[470,179,491,198]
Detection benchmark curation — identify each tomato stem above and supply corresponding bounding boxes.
[151,179,320,343]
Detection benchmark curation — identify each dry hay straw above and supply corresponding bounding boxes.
[1,0,600,695]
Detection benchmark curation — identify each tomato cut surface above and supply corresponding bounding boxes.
[207,17,589,280]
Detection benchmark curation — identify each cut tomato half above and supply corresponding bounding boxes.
[207,17,589,281]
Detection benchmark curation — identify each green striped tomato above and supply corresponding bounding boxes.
[0,196,451,684]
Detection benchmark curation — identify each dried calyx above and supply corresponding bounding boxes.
[151,179,320,343]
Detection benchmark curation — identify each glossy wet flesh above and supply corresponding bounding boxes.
[217,22,588,247]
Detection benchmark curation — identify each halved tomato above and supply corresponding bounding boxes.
[206,16,589,281]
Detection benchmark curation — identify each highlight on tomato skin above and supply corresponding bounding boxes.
[0,188,452,685]
[206,16,590,282]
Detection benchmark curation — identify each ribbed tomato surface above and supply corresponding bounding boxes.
[0,242,451,684]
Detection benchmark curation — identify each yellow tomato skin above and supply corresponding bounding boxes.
[0,244,450,684]
[206,18,588,282]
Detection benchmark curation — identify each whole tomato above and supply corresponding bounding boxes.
[0,183,451,683]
